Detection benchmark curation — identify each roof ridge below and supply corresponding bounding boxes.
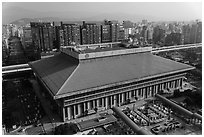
[55,63,81,96]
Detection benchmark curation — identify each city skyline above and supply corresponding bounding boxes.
[2,2,202,24]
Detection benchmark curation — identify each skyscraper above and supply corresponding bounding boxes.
[30,22,53,53]
[103,20,120,42]
[195,21,202,43]
[101,24,111,43]
[110,22,119,42]
[118,25,125,41]
[62,23,81,46]
[182,24,191,44]
[22,27,32,48]
[80,21,101,45]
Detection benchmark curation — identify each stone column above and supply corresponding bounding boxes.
[172,81,174,88]
[108,96,111,108]
[142,88,145,99]
[175,80,177,88]
[177,79,180,88]
[157,84,160,92]
[73,105,76,119]
[114,95,117,106]
[93,100,95,109]
[156,84,159,94]
[96,99,100,107]
[145,87,147,98]
[147,87,149,98]
[112,95,114,107]
[148,87,151,97]
[154,85,156,95]
[88,101,91,110]
[174,80,176,88]
[62,107,66,121]
[168,82,170,89]
[83,102,86,112]
[118,94,121,105]
[156,84,158,94]
[122,93,125,103]
[136,89,139,97]
[150,86,152,97]
[126,92,129,99]
[106,97,109,109]
[180,78,183,87]
[129,91,131,99]
[67,106,71,120]
[102,97,105,107]
[162,83,165,89]
[78,104,82,115]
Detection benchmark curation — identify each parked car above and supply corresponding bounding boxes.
[151,125,162,135]
[173,121,182,128]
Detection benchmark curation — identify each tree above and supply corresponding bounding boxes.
[153,26,165,45]
[94,107,98,113]
[183,97,193,106]
[158,90,164,95]
[173,89,181,97]
[54,122,79,135]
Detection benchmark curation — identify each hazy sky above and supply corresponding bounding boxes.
[2,2,202,24]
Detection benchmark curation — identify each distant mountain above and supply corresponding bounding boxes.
[10,17,68,26]
[4,5,197,26]
[11,17,110,27]
[11,18,34,26]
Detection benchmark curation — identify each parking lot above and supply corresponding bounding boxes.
[122,99,202,135]
[2,79,46,134]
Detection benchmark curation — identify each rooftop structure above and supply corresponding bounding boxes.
[60,43,152,60]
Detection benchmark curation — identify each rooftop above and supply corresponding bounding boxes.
[60,43,152,60]
[29,50,194,99]
[77,114,117,132]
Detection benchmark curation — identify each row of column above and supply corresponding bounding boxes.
[189,118,202,125]
[62,78,183,121]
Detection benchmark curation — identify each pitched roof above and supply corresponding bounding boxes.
[29,52,194,98]
[29,53,79,96]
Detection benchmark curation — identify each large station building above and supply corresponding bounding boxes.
[29,43,194,121]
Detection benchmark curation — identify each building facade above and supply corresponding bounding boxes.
[62,24,81,46]
[80,21,101,45]
[30,22,53,52]
[62,72,186,121]
[101,24,111,43]
[118,25,125,41]
[22,27,32,48]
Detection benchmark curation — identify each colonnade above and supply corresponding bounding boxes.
[187,118,202,126]
[62,78,183,121]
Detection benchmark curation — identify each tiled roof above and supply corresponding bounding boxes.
[29,53,79,96]
[29,52,194,98]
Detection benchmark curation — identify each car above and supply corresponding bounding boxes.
[34,123,42,127]
[173,121,182,128]
[96,117,107,122]
[17,128,26,132]
[151,125,162,135]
